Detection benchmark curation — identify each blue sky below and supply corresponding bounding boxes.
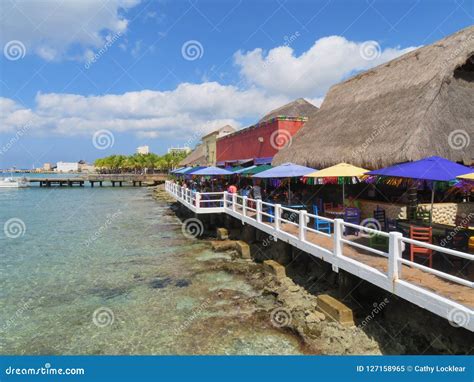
[0,0,473,168]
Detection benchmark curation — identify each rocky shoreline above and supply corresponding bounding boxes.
[152,185,381,354]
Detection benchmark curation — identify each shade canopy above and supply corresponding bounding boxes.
[174,166,193,174]
[457,172,474,180]
[181,166,206,175]
[170,167,185,174]
[190,166,233,176]
[233,165,256,174]
[240,165,273,175]
[305,162,369,178]
[367,156,472,182]
[253,163,316,178]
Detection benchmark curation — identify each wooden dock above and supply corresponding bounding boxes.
[27,174,167,187]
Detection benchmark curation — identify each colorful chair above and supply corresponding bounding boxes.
[323,202,333,215]
[409,226,433,268]
[312,205,331,234]
[343,207,361,236]
[369,208,388,250]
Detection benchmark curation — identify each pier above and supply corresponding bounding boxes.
[27,174,167,187]
[165,180,474,332]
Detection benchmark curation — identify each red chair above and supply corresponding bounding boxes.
[409,226,433,268]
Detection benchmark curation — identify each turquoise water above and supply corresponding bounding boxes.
[0,186,302,354]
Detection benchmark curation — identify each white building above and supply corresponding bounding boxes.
[56,162,79,173]
[136,145,150,155]
[167,147,191,155]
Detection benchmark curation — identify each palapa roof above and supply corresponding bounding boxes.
[258,98,319,123]
[274,26,474,169]
[179,144,206,166]
[201,125,235,139]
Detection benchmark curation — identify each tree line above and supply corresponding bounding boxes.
[94,152,187,173]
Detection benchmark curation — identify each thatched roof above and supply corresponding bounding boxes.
[274,26,474,169]
[258,98,319,123]
[202,125,235,139]
[179,144,206,166]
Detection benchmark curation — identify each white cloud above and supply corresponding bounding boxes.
[0,83,287,142]
[1,0,140,61]
[234,35,417,99]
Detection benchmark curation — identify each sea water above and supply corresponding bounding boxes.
[0,184,302,354]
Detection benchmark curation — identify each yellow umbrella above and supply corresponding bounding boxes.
[304,163,369,205]
[457,172,474,180]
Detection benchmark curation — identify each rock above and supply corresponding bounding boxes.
[235,241,251,259]
[211,240,235,252]
[305,313,321,324]
[317,294,354,327]
[263,260,286,280]
[216,227,229,240]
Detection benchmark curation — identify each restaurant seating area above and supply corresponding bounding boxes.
[171,156,473,279]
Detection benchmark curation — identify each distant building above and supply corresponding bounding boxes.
[56,162,79,173]
[43,163,53,171]
[79,163,95,173]
[136,145,150,155]
[202,125,235,166]
[167,147,191,155]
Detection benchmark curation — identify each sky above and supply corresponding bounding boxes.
[0,0,473,169]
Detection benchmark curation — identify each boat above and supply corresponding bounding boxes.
[0,177,29,188]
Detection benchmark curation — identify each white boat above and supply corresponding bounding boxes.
[0,177,29,188]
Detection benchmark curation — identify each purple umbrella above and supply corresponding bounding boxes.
[367,156,472,224]
[189,166,233,176]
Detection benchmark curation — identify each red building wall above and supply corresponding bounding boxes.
[216,119,306,163]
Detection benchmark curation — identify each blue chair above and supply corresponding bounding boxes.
[343,207,361,236]
[267,206,274,223]
[312,205,331,234]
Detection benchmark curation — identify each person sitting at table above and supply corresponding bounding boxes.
[227,183,237,194]
[251,181,262,200]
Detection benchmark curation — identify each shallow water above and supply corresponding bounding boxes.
[0,186,302,354]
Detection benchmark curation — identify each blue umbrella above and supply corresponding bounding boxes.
[252,162,316,178]
[174,166,192,174]
[367,156,472,224]
[190,166,233,176]
[253,163,317,204]
[170,167,185,174]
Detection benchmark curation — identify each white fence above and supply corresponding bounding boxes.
[165,181,474,331]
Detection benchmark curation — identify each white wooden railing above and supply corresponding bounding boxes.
[165,181,474,331]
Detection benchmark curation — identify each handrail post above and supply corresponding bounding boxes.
[333,219,344,271]
[195,193,201,209]
[180,186,184,200]
[256,199,262,223]
[232,193,237,212]
[274,204,281,232]
[223,191,228,209]
[299,210,307,241]
[388,231,403,286]
[242,196,248,218]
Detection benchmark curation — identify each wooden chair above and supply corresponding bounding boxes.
[409,226,433,268]
[369,207,388,250]
[323,202,333,214]
[312,205,331,234]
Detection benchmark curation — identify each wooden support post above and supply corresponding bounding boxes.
[90,181,94,187]
[139,181,142,187]
[100,181,103,187]
[112,181,115,187]
[119,181,122,187]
